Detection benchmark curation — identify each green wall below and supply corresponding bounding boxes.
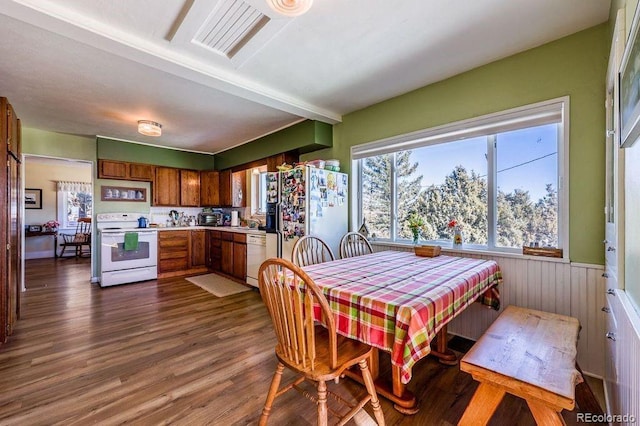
[302,24,609,265]
[213,120,332,170]
[97,138,215,170]
[22,128,96,161]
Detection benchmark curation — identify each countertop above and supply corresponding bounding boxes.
[153,226,266,235]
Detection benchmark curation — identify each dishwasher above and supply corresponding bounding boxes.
[246,234,267,287]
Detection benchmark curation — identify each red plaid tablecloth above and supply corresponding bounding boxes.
[302,251,502,384]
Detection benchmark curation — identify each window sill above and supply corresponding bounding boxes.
[370,240,569,263]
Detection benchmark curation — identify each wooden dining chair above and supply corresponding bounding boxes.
[59,217,91,258]
[291,235,335,267]
[339,231,373,259]
[258,258,385,426]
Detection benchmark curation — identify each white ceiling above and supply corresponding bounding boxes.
[0,0,610,155]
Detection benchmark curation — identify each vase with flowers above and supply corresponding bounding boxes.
[448,219,463,247]
[43,220,59,232]
[408,213,426,245]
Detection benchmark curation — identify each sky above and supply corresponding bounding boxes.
[411,124,558,201]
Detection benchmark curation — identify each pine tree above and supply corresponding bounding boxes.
[423,166,488,244]
[362,154,392,238]
[396,151,426,240]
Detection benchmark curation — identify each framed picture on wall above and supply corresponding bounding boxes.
[25,188,42,209]
[620,1,640,148]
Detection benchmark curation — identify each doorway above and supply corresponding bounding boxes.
[22,155,93,290]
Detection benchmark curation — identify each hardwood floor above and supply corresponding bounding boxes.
[0,258,600,425]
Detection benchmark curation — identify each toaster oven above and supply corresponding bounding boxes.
[198,212,222,226]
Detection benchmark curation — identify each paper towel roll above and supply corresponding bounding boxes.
[231,211,239,226]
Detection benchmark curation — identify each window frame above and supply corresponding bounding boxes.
[352,97,570,258]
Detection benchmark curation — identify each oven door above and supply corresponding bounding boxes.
[100,231,158,272]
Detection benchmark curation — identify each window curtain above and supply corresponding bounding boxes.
[57,181,92,193]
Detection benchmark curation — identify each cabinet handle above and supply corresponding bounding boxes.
[602,272,609,278]
[607,246,616,252]
[601,307,611,313]
[607,289,616,295]
[606,332,616,341]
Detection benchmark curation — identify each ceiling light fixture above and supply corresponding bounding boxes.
[265,0,313,17]
[137,120,162,137]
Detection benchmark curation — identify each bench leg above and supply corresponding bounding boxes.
[527,400,566,426]
[458,382,505,426]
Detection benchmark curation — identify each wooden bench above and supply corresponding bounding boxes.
[458,305,581,426]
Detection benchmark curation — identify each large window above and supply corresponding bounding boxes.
[355,98,567,254]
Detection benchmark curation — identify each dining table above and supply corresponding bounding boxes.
[301,250,502,413]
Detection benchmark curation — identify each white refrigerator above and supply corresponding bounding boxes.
[265,166,348,261]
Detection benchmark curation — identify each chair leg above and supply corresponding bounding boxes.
[259,363,284,426]
[317,380,328,426]
[359,359,386,425]
[59,245,66,258]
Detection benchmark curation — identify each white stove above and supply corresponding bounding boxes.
[97,213,158,287]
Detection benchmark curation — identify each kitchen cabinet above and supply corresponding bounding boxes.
[158,230,209,278]
[217,169,246,208]
[218,170,232,207]
[232,171,246,208]
[128,163,155,181]
[154,167,180,206]
[154,167,201,207]
[158,231,189,274]
[180,170,200,207]
[200,171,220,206]
[232,233,247,280]
[220,233,234,276]
[207,230,246,281]
[191,230,206,267]
[208,230,222,271]
[98,159,155,181]
[99,160,128,179]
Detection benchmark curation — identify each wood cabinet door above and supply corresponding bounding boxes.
[154,167,180,206]
[208,231,222,270]
[200,171,220,206]
[219,170,232,207]
[190,231,206,267]
[221,240,234,275]
[7,103,19,159]
[180,170,200,207]
[99,160,128,179]
[232,171,246,207]
[128,163,154,181]
[233,242,246,280]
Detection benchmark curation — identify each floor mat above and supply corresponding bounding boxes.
[185,273,251,297]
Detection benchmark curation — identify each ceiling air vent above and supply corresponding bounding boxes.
[193,0,270,59]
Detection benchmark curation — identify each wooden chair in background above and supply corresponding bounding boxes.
[339,231,373,259]
[291,235,335,267]
[59,217,91,258]
[258,258,385,426]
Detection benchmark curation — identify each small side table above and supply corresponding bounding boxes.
[25,230,59,258]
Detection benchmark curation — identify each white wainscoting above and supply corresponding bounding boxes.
[371,243,606,377]
[607,290,640,421]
